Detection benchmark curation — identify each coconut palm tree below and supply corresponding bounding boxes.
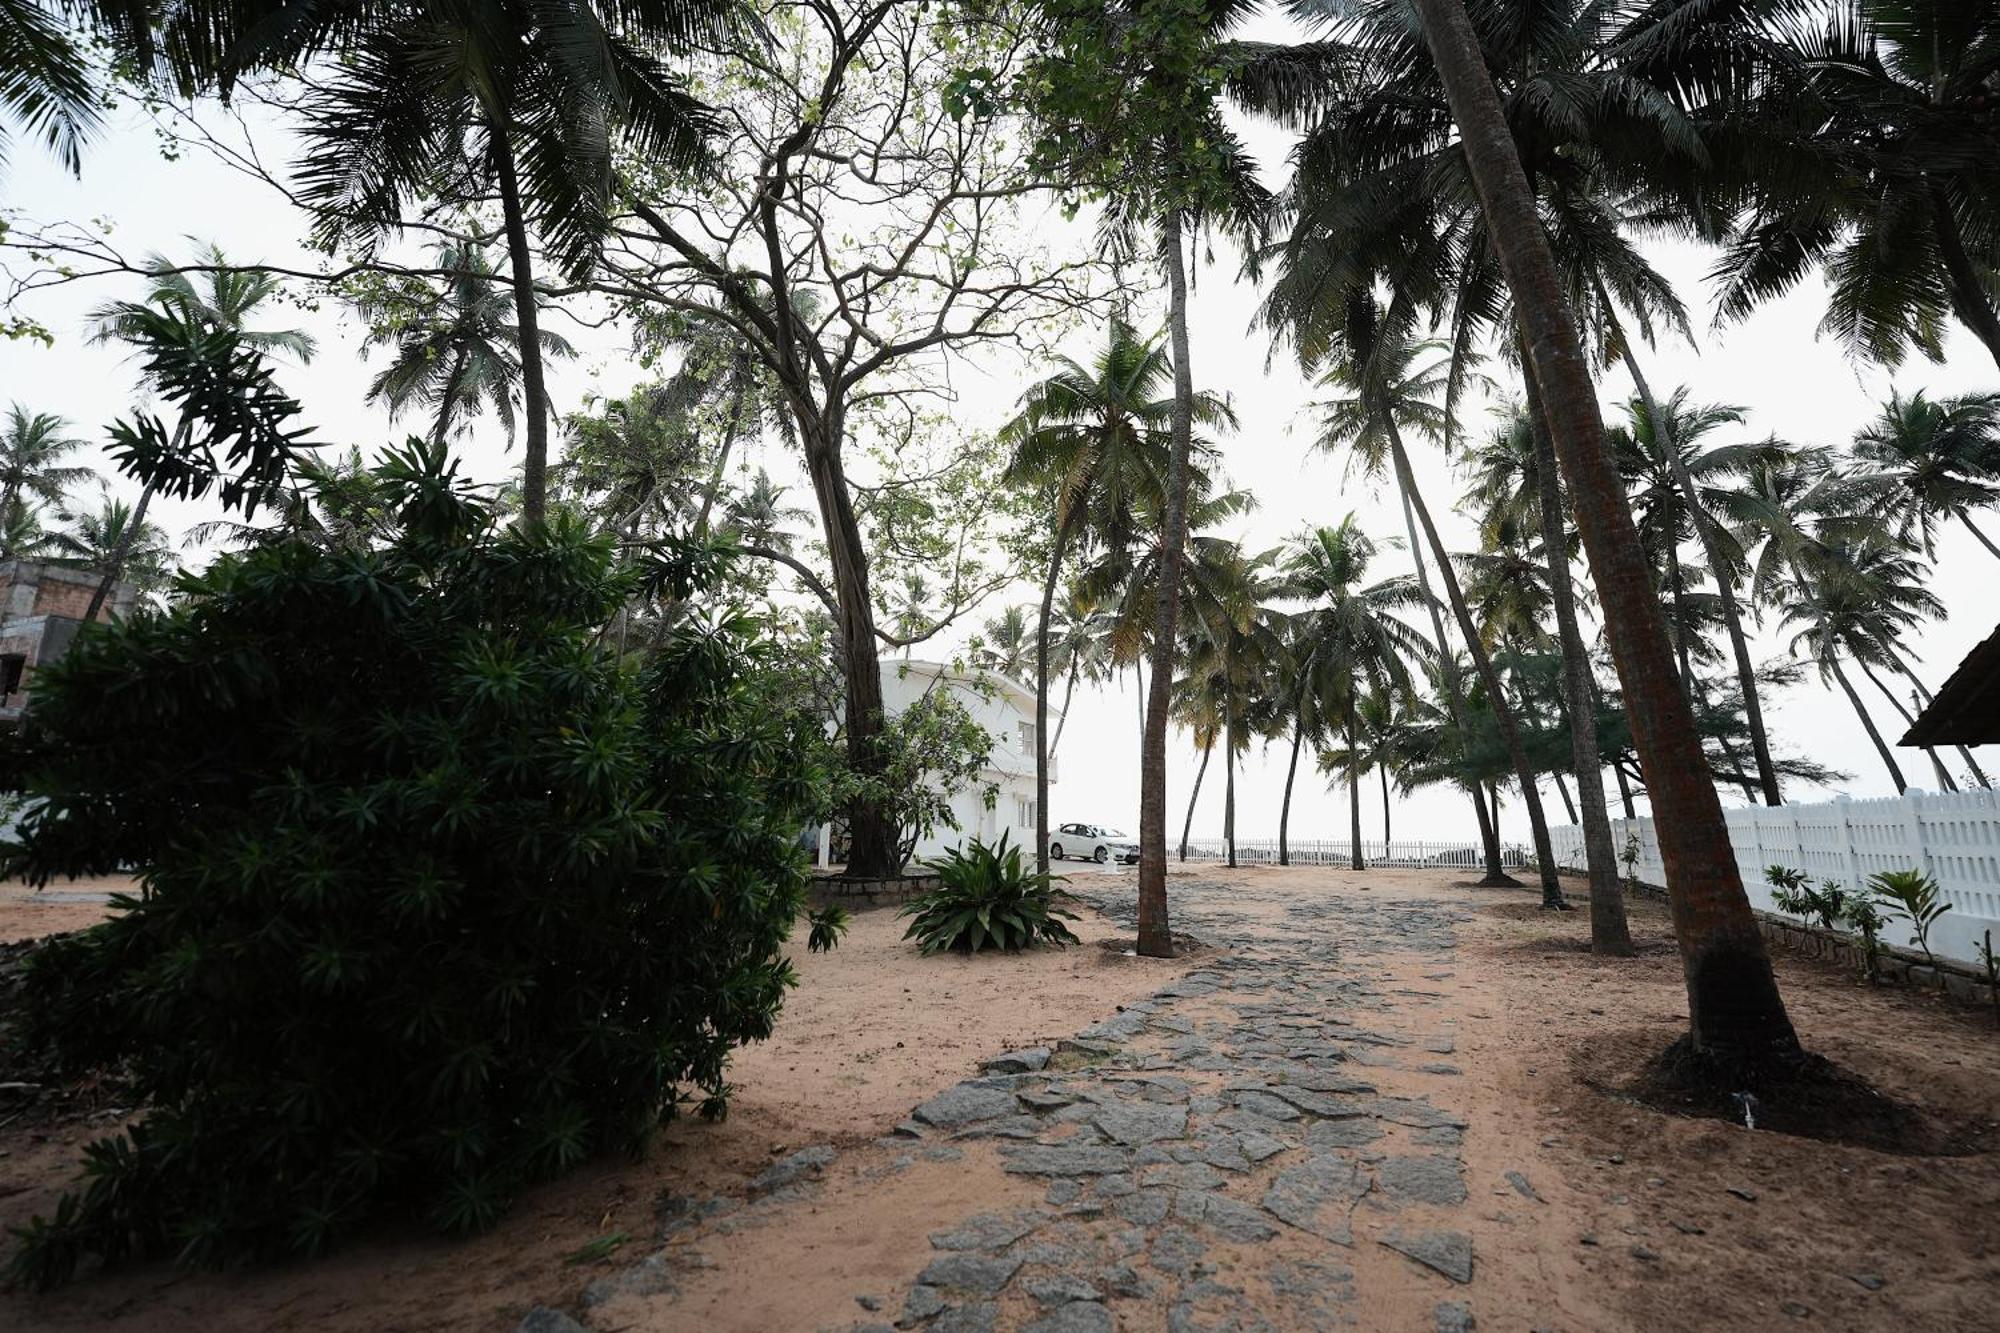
[1409,0,1802,1065]
[291,0,733,523]
[0,500,58,560]
[1177,540,1284,868]
[973,606,1034,680]
[0,405,92,554]
[1646,0,2000,371]
[84,243,315,619]
[1780,535,1944,792]
[1281,517,1431,871]
[1003,314,1233,870]
[1309,324,1568,906]
[361,241,575,450]
[1850,389,2000,562]
[52,491,174,598]
[0,0,99,176]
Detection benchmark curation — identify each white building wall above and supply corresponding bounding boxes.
[1549,789,2000,966]
[827,660,1056,869]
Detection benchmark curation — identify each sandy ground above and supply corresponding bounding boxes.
[2,864,1996,1332]
[0,877,132,943]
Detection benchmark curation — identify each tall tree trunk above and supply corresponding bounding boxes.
[1224,706,1238,869]
[1667,542,1694,699]
[82,480,156,623]
[1347,702,1364,870]
[1618,340,1782,805]
[1887,647,1990,788]
[1180,733,1214,862]
[801,419,897,876]
[1050,651,1083,758]
[1525,366,1632,954]
[1615,760,1637,819]
[1386,422,1567,907]
[1380,762,1392,845]
[1930,186,2000,373]
[1415,0,1799,1063]
[491,130,552,524]
[1828,655,1907,793]
[1137,210,1195,957]
[692,372,750,539]
[1959,509,2000,562]
[1279,715,1305,866]
[1858,657,1955,790]
[1553,772,1578,823]
[1035,505,1083,872]
[1471,782,1509,883]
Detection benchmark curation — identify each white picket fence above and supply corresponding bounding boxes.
[1550,790,2000,966]
[1177,837,1531,870]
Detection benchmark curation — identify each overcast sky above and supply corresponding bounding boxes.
[3,64,1994,851]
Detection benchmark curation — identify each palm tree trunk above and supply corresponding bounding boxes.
[432,348,470,446]
[1050,651,1083,759]
[1180,733,1213,862]
[1385,422,1567,907]
[1886,647,1991,788]
[1035,505,1083,873]
[1347,702,1364,871]
[1224,705,1238,869]
[1137,209,1194,958]
[1619,340,1782,805]
[692,374,750,539]
[1667,542,1694,698]
[1414,0,1799,1063]
[1857,658,1954,791]
[1553,772,1577,823]
[1930,186,2000,373]
[1958,509,2000,563]
[1380,762,1392,845]
[1279,715,1304,866]
[1525,366,1631,953]
[82,480,155,622]
[491,129,553,525]
[1829,655,1907,793]
[1471,782,1510,883]
[1614,760,1637,819]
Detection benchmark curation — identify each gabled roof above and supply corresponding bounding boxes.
[1902,624,2000,747]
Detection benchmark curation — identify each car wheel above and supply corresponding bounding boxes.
[1049,842,1064,861]
[1094,846,1109,864]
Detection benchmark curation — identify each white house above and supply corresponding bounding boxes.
[815,658,1056,869]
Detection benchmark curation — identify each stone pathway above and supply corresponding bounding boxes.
[543,875,1498,1333]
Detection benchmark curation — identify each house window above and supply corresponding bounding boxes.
[0,653,24,703]
[1017,798,1036,826]
[1017,721,1037,754]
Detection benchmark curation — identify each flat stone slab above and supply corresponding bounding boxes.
[1376,1155,1468,1207]
[918,1252,1023,1294]
[1262,1154,1370,1243]
[1093,1101,1188,1147]
[915,1083,1020,1128]
[1001,1145,1133,1176]
[749,1144,836,1194]
[1024,1302,1113,1333]
[1361,1097,1469,1130]
[983,1047,1053,1074]
[1380,1228,1474,1284]
[1177,1190,1281,1242]
[518,1308,588,1333]
[928,1210,1045,1252]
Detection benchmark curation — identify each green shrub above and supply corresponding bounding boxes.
[1867,868,1952,967]
[901,833,1081,955]
[1,440,835,1285]
[1841,894,1888,983]
[1764,866,1847,929]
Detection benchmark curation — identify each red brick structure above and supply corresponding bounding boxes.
[1,560,138,727]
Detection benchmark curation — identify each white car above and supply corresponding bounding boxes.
[1049,822,1139,864]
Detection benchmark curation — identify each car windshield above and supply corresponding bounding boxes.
[1099,828,1129,839]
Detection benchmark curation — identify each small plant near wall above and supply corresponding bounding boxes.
[1868,869,1952,969]
[1841,896,1888,985]
[1620,833,1642,887]
[1764,866,1849,930]
[902,833,1081,955]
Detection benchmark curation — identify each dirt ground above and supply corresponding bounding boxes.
[1,865,1996,1332]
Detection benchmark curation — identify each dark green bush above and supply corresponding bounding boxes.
[1,440,832,1285]
[901,833,1081,955]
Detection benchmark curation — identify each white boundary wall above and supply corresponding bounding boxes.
[1550,790,2000,966]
